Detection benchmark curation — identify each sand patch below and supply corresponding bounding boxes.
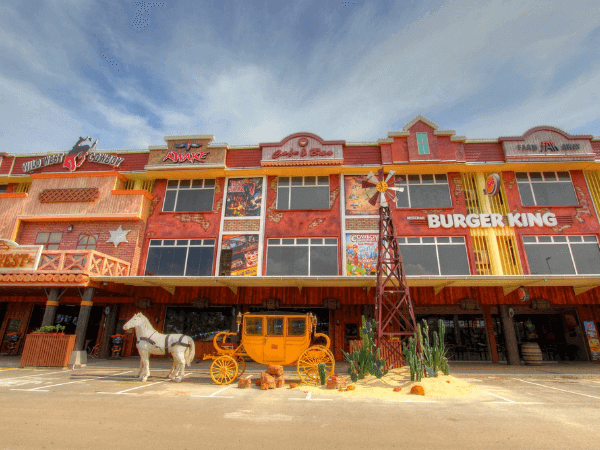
[296,367,481,399]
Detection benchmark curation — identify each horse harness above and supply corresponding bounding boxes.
[138,333,191,356]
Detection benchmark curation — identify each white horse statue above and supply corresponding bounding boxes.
[123,313,196,382]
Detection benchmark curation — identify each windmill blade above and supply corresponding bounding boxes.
[379,192,388,208]
[362,171,380,188]
[384,170,396,183]
[368,190,380,206]
[389,186,405,193]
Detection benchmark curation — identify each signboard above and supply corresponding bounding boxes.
[346,234,378,276]
[501,129,594,162]
[427,212,557,228]
[583,321,600,361]
[344,175,379,215]
[219,235,259,276]
[225,178,263,217]
[148,146,226,167]
[0,240,43,271]
[485,173,501,196]
[261,134,343,166]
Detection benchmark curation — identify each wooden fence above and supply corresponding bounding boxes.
[20,334,76,367]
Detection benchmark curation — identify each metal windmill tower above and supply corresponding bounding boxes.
[362,169,418,367]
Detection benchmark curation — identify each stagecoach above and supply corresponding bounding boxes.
[203,312,335,385]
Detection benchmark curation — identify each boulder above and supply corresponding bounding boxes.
[393,386,402,392]
[238,378,252,389]
[326,376,347,390]
[410,385,425,396]
[261,372,276,389]
[275,375,285,388]
[267,365,284,377]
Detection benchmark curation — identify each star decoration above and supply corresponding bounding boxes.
[107,226,131,247]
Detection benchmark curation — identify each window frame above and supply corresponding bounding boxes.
[522,235,600,275]
[398,236,470,275]
[515,171,578,207]
[76,234,98,250]
[276,176,330,210]
[266,237,339,276]
[417,133,430,155]
[145,238,215,276]
[162,179,215,212]
[35,232,62,250]
[395,173,452,209]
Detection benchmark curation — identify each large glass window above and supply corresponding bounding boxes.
[35,232,62,250]
[516,172,577,206]
[277,176,329,210]
[162,179,215,212]
[395,174,452,208]
[164,307,233,341]
[145,239,215,276]
[267,238,338,276]
[417,133,430,155]
[523,235,600,275]
[398,236,470,275]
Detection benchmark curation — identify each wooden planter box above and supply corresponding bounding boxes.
[20,333,76,367]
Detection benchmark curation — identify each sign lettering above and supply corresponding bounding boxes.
[0,240,43,271]
[426,212,557,228]
[163,151,209,163]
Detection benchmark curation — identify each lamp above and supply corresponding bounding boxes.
[67,224,74,232]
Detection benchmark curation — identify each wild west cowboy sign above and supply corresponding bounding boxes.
[22,137,125,173]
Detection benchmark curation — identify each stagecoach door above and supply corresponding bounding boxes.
[263,316,285,362]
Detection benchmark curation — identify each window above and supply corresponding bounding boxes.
[288,318,306,336]
[266,238,338,276]
[398,236,470,275]
[0,184,7,193]
[245,317,263,335]
[395,174,452,208]
[516,172,577,206]
[522,235,600,275]
[267,317,284,335]
[35,232,62,250]
[77,234,98,250]
[145,239,215,276]
[164,307,232,341]
[162,179,215,212]
[277,176,329,210]
[417,133,429,155]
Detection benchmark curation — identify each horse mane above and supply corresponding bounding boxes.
[137,313,155,331]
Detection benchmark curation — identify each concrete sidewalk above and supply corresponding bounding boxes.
[1,355,599,378]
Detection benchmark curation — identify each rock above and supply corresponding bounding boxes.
[254,379,262,386]
[238,378,251,389]
[261,372,276,389]
[267,365,284,377]
[326,376,347,390]
[275,375,285,388]
[347,385,355,391]
[410,385,425,396]
[393,386,402,392]
[289,383,299,389]
[260,383,269,390]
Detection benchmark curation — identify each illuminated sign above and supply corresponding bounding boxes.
[427,212,557,228]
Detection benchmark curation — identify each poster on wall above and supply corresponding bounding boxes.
[219,235,259,276]
[583,321,600,361]
[346,234,378,276]
[344,175,379,215]
[225,178,263,217]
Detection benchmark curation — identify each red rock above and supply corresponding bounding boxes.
[410,385,425,396]
[326,376,347,390]
[260,383,269,390]
[254,379,262,386]
[238,378,251,389]
[289,383,299,389]
[347,385,355,391]
[267,365,284,377]
[393,386,402,392]
[446,380,450,384]
[261,372,276,389]
[275,376,285,388]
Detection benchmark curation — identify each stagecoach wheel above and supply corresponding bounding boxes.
[210,356,239,385]
[297,346,335,385]
[235,356,246,378]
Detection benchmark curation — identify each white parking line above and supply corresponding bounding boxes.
[0,370,70,381]
[483,391,543,405]
[289,391,332,401]
[11,379,94,392]
[390,399,437,403]
[513,378,600,400]
[191,386,234,398]
[99,381,166,395]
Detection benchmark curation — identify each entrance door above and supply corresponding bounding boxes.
[263,317,285,363]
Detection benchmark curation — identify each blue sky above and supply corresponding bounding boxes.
[1,0,599,152]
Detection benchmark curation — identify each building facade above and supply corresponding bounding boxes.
[1,116,599,364]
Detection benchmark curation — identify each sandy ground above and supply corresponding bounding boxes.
[292,367,480,399]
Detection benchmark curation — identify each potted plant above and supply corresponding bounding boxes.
[20,324,76,368]
[31,324,66,335]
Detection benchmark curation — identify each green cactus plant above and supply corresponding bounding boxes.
[402,319,450,380]
[341,316,389,381]
[318,363,327,385]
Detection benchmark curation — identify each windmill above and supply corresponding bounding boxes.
[362,168,418,367]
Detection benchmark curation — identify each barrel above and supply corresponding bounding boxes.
[521,342,543,365]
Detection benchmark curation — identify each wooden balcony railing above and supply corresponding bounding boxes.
[37,250,130,277]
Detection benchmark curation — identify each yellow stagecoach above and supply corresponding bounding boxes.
[203,312,335,385]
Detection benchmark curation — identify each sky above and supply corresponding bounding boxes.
[1,0,599,153]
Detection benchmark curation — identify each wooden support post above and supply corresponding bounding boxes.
[41,288,60,327]
[498,304,520,365]
[453,315,461,346]
[483,306,498,363]
[100,304,119,358]
[74,288,95,351]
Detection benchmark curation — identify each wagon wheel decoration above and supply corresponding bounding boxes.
[210,355,239,385]
[296,346,335,385]
[361,168,404,207]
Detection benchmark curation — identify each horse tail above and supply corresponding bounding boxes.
[185,338,196,366]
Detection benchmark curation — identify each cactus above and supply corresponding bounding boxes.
[342,316,389,380]
[403,319,450,380]
[318,363,327,385]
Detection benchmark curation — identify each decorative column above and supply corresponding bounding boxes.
[498,304,520,365]
[99,304,119,358]
[74,288,95,351]
[483,306,499,363]
[41,288,60,327]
